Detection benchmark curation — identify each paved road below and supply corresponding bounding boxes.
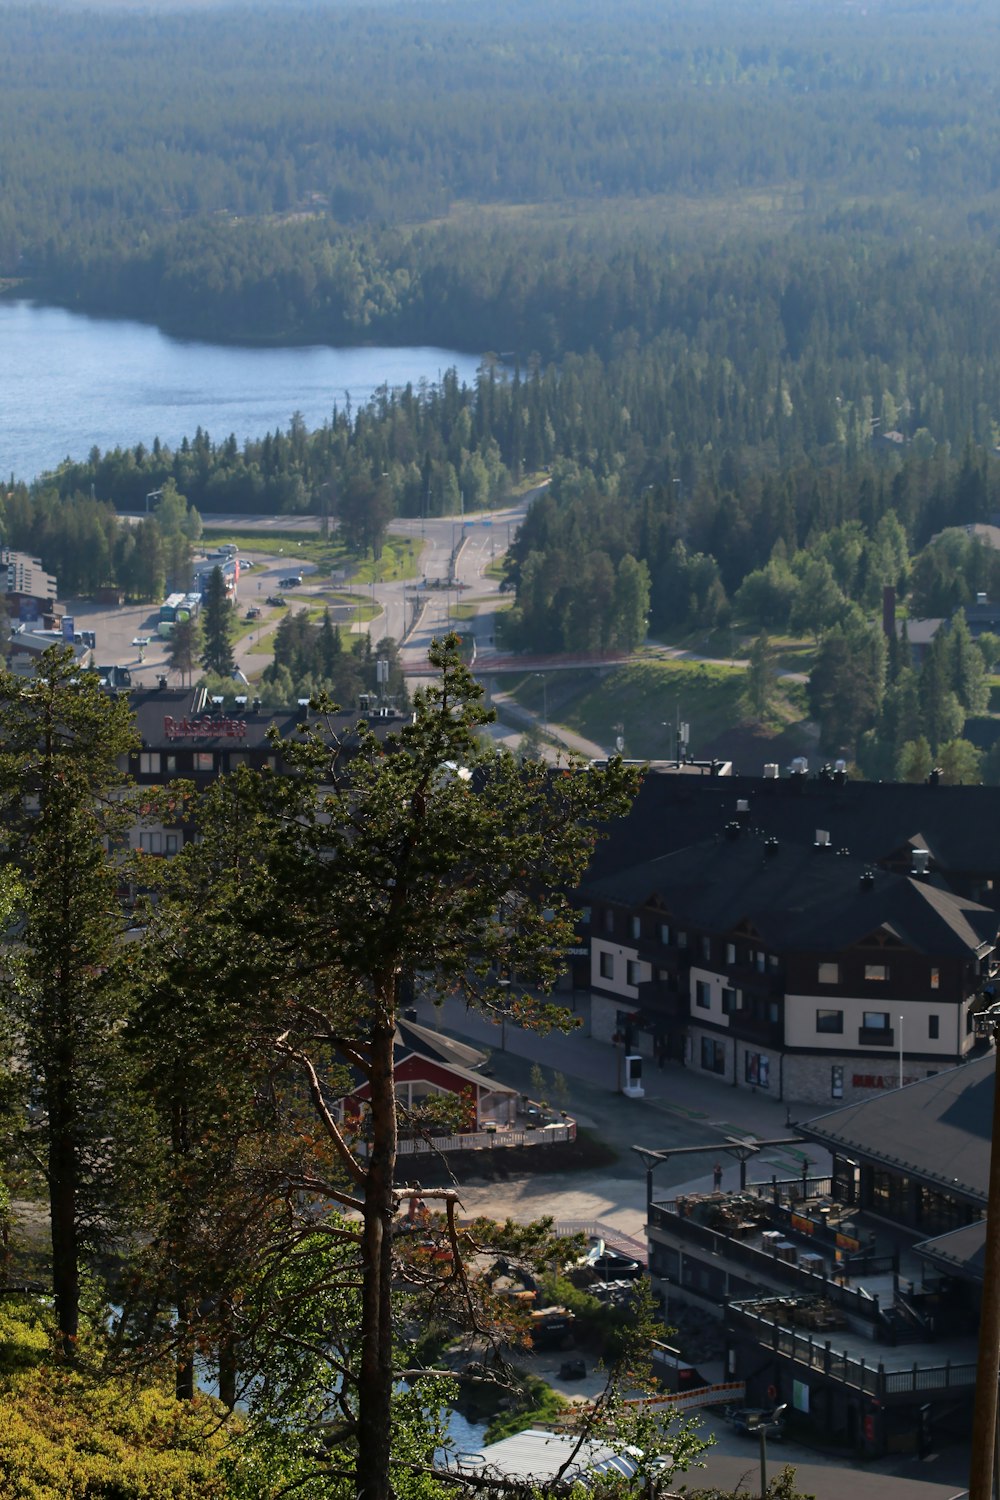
[62,547,320,687]
[413,992,822,1243]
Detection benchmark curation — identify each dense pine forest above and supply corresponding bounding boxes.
[8,0,1000,769]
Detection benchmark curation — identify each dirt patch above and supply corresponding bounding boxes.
[405,1129,618,1187]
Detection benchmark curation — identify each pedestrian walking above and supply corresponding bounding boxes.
[713,1162,723,1192]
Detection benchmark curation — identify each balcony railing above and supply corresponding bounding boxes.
[648,1198,884,1328]
[731,1010,784,1045]
[726,1300,975,1402]
[858,1026,894,1047]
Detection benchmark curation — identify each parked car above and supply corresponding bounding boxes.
[559,1358,586,1381]
[278,574,303,588]
[245,606,261,620]
[265,595,288,607]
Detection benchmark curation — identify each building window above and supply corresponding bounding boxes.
[139,831,162,854]
[721,986,737,1015]
[930,967,940,990]
[603,909,614,934]
[768,954,780,971]
[700,1037,726,1075]
[745,1052,770,1088]
[818,962,840,984]
[599,951,614,980]
[831,1065,844,1099]
[862,1011,890,1031]
[816,1009,844,1034]
[677,930,687,948]
[626,959,642,987]
[139,752,161,774]
[165,754,177,774]
[165,833,179,856]
[580,906,591,926]
[726,942,736,964]
[864,963,889,982]
[631,915,641,940]
[755,951,766,973]
[194,752,214,772]
[701,936,711,962]
[928,1014,940,1040]
[660,922,671,946]
[695,980,711,1009]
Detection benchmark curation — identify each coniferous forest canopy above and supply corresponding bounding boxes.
[9,0,1000,772]
[5,3,1000,1490]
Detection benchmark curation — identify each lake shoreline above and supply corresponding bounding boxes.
[1,282,487,359]
[0,298,481,485]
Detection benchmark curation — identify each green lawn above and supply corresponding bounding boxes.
[504,652,814,759]
[200,528,421,583]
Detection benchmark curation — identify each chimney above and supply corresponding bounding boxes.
[911,849,930,877]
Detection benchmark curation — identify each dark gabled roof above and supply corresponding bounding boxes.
[914,1220,986,1283]
[801,1053,995,1204]
[587,772,1000,885]
[587,834,997,958]
[394,1017,487,1074]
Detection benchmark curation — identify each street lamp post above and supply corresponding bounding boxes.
[758,1404,787,1498]
[498,977,511,1052]
[534,672,548,737]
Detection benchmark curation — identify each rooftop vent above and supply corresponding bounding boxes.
[911,848,930,876]
[763,836,780,859]
[977,592,988,605]
[234,695,248,708]
[724,820,742,841]
[210,695,224,710]
[763,763,779,779]
[736,798,750,813]
[252,697,262,714]
[157,675,168,691]
[928,767,942,787]
[815,829,831,848]
[860,868,876,889]
[790,756,808,777]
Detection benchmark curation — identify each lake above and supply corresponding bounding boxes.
[0,299,482,484]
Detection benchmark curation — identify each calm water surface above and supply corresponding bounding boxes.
[0,299,482,483]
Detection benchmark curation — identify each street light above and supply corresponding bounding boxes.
[758,1403,787,1497]
[534,672,548,737]
[497,976,511,1052]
